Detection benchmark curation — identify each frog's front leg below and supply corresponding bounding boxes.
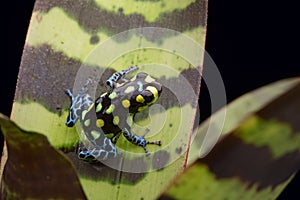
[123,127,161,156]
[106,65,138,89]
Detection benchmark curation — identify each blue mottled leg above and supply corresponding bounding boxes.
[78,148,99,163]
[65,89,77,127]
[65,89,73,99]
[78,146,113,162]
[106,65,139,89]
[143,128,161,155]
[123,128,161,156]
[65,79,94,127]
[77,133,120,162]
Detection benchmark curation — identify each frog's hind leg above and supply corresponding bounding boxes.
[123,128,161,156]
[78,150,99,163]
[77,134,120,162]
[77,145,100,163]
[142,128,161,155]
[141,128,161,145]
[77,146,115,162]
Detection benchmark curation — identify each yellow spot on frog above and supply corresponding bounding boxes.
[126,116,133,126]
[113,116,119,125]
[106,104,115,114]
[122,99,130,108]
[136,94,145,103]
[144,75,155,83]
[96,119,105,128]
[124,86,135,94]
[84,119,90,127]
[138,105,148,112]
[146,86,158,101]
[100,92,107,97]
[87,104,94,112]
[109,91,118,99]
[130,76,137,82]
[96,103,102,112]
[106,133,115,138]
[82,104,94,119]
[91,130,100,140]
[81,110,88,120]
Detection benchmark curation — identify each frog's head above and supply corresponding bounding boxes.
[65,89,93,127]
[126,72,162,112]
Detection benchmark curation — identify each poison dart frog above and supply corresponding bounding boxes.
[65,66,162,162]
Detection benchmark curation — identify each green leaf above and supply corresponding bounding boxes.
[162,80,300,199]
[188,78,300,163]
[0,113,86,199]
[2,0,208,199]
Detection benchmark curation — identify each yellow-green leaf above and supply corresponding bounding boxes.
[188,78,300,163]
[162,80,300,199]
[2,0,208,199]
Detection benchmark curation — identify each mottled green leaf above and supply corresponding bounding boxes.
[162,80,300,199]
[2,0,207,199]
[0,113,86,199]
[189,78,300,163]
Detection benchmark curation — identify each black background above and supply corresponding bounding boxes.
[1,0,299,198]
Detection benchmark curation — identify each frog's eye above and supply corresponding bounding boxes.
[106,80,114,88]
[141,90,155,103]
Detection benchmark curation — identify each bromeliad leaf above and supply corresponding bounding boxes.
[161,79,300,199]
[0,113,86,199]
[189,78,300,163]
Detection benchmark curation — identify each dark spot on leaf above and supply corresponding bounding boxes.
[56,106,62,115]
[175,147,182,154]
[90,35,100,44]
[118,7,124,14]
[152,150,170,170]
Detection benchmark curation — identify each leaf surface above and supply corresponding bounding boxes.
[189,78,300,163]
[162,79,300,199]
[2,0,208,199]
[0,113,86,199]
